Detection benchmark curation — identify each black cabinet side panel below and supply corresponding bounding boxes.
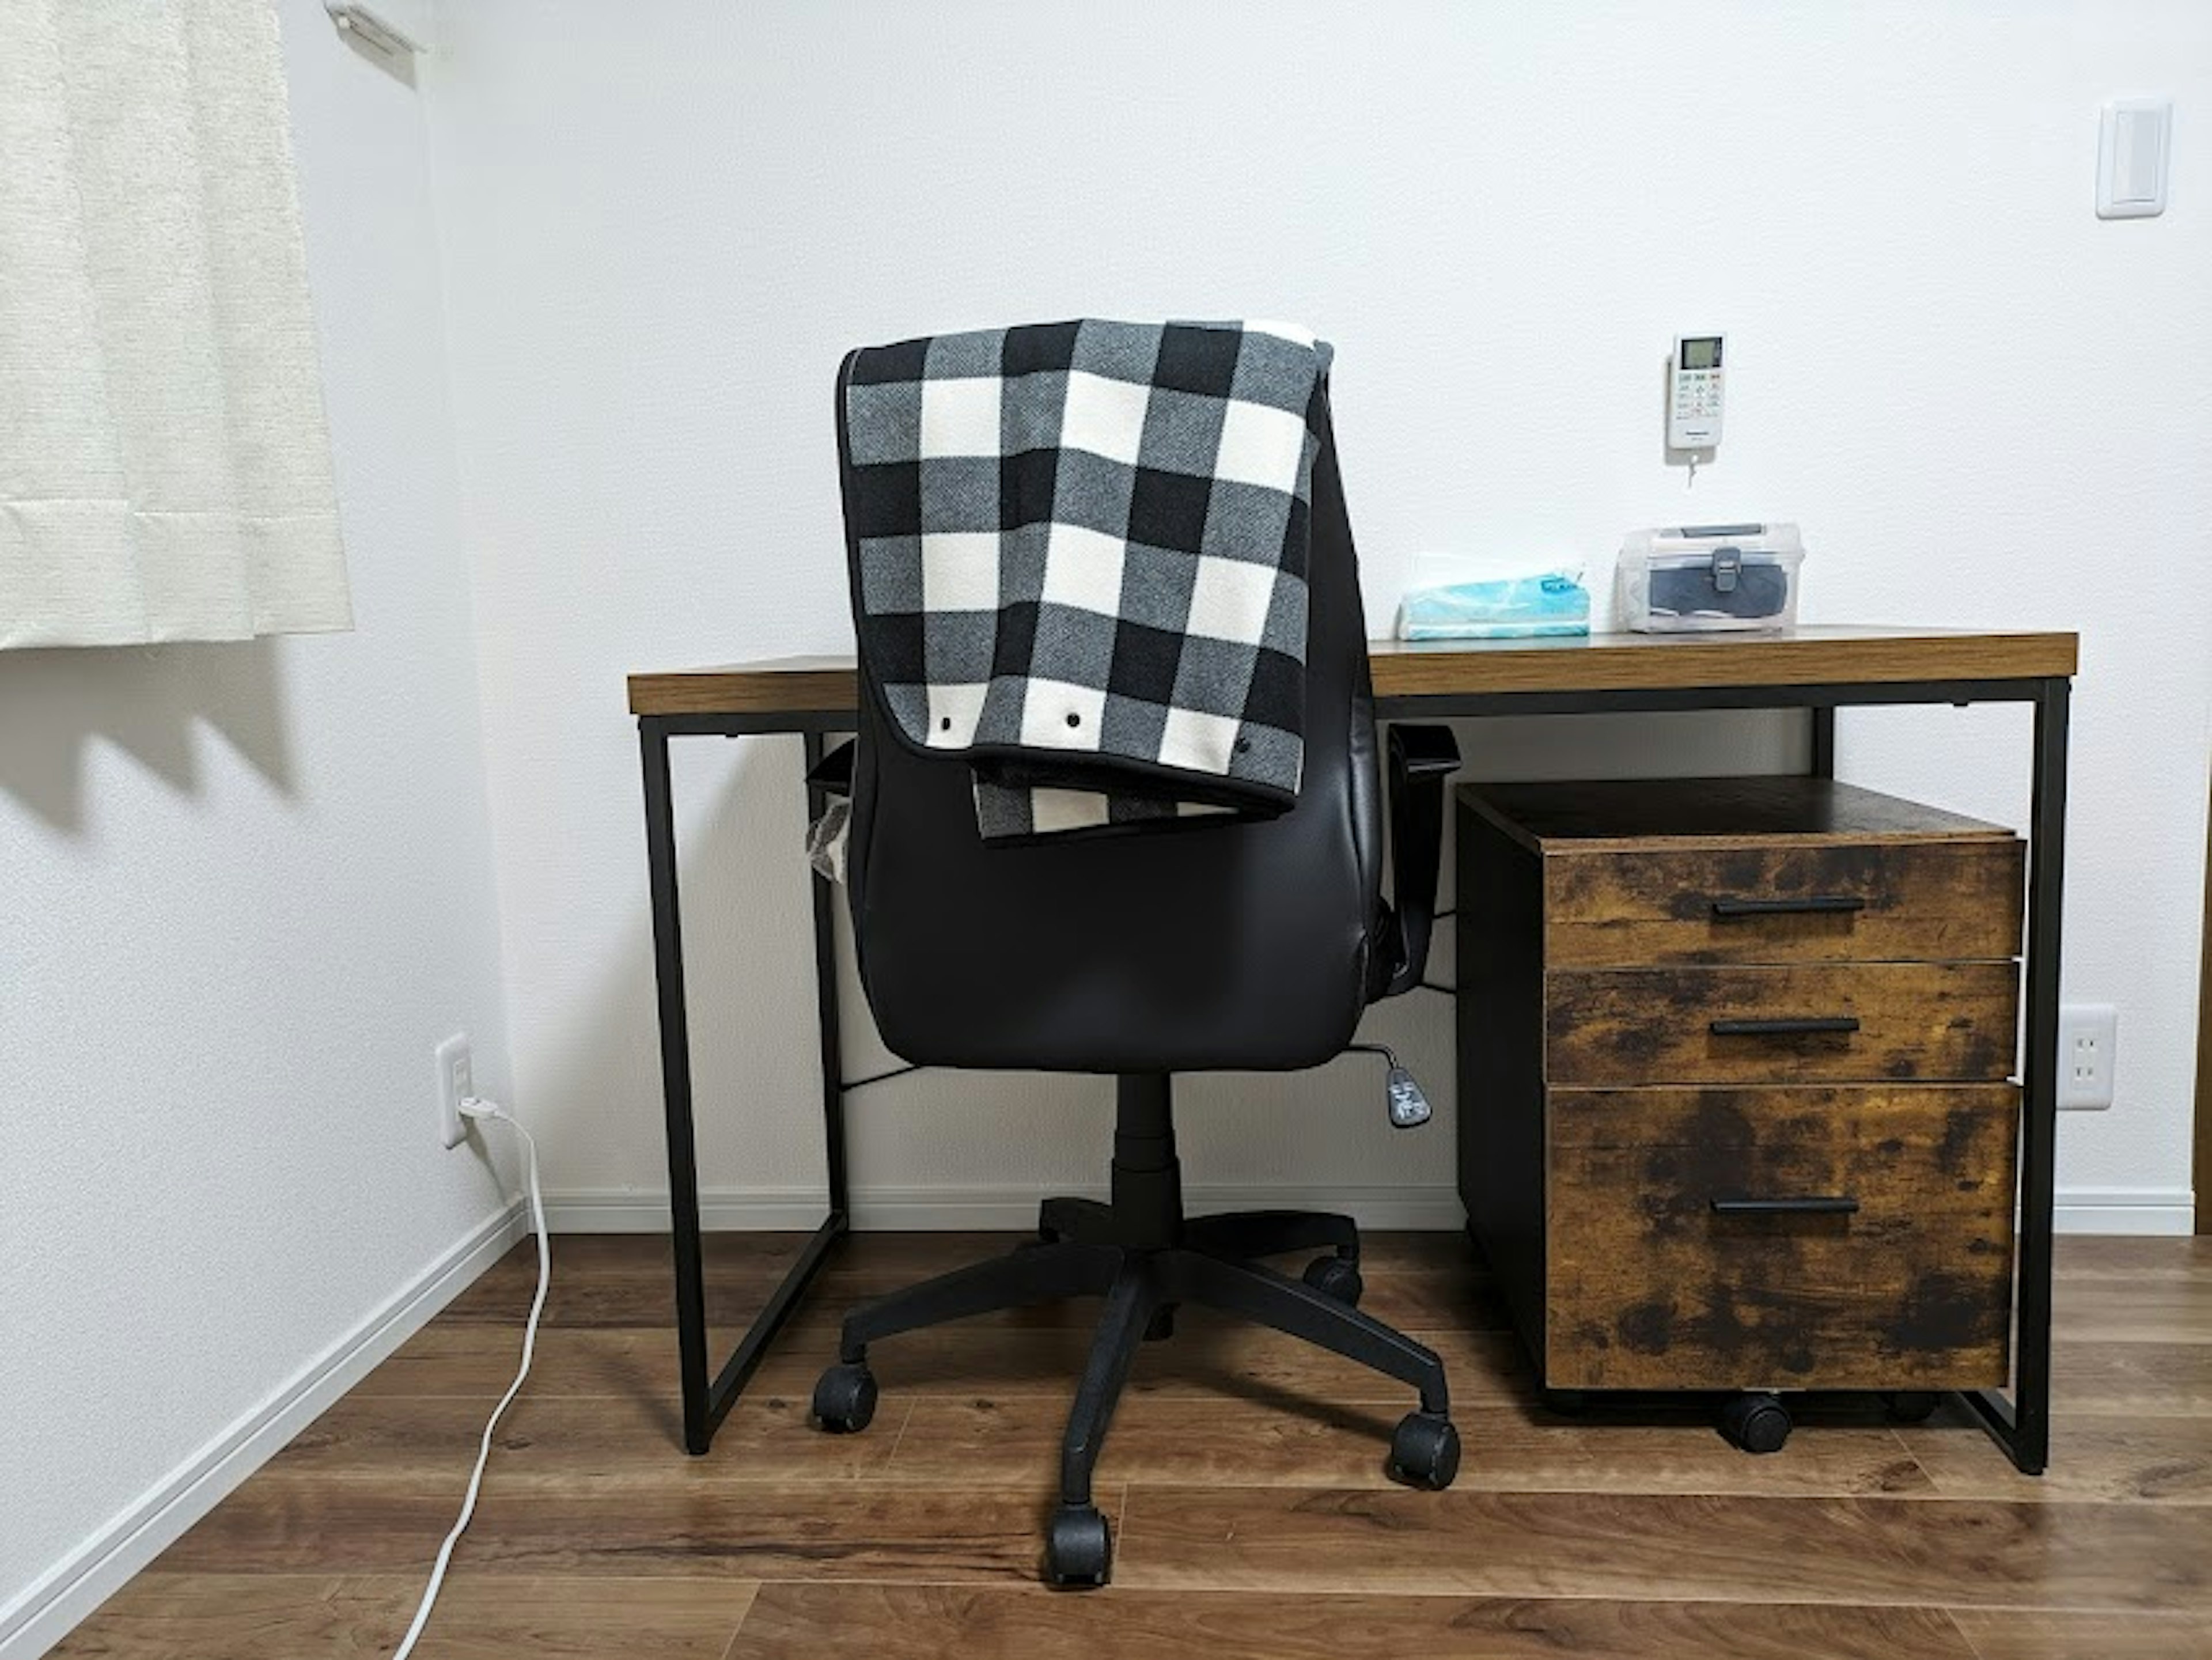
[1456,795,1550,1372]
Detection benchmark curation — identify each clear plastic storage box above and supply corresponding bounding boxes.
[1617,522,1805,633]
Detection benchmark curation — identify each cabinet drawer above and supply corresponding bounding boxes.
[1545,961,2018,1086]
[1544,839,2024,969]
[1544,1084,2018,1389]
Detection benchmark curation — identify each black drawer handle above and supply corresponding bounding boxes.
[1709,1015,1861,1036]
[1711,896,1866,919]
[1711,1195,1861,1216]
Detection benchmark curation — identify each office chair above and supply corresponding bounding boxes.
[814,354,1463,1587]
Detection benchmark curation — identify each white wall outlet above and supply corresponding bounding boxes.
[2056,1005,2118,1109]
[435,1032,473,1147]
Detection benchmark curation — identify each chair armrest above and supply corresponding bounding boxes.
[1380,723,1460,998]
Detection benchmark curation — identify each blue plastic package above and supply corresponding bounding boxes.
[1395,570,1590,640]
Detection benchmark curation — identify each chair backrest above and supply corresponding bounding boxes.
[835,355,1385,1074]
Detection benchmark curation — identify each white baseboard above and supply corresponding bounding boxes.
[2052,1188,2197,1235]
[547,1183,2199,1238]
[544,1183,1469,1233]
[0,1200,528,1660]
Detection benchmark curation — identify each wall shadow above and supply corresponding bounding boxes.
[0,640,298,833]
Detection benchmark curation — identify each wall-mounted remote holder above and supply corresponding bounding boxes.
[1668,333,1725,452]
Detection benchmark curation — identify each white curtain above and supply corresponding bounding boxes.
[0,0,351,650]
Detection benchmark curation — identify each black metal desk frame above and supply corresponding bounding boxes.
[639,668,2069,1474]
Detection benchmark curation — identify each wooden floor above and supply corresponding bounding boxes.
[55,1230,2212,1659]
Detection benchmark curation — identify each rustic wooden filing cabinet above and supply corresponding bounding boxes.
[1456,776,2025,1446]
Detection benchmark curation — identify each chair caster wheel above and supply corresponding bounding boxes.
[1883,1390,1941,1424]
[1387,1410,1461,1490]
[1143,1302,1177,1341]
[1718,1392,1791,1454]
[1541,1388,1590,1417]
[810,1362,878,1434]
[1043,1503,1112,1588]
[1302,1253,1363,1307]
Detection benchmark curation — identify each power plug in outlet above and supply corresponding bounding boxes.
[435,1033,473,1147]
[2057,1005,2118,1110]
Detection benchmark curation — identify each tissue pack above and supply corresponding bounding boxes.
[1396,570,1590,641]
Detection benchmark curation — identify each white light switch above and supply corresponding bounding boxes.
[2097,97,2171,219]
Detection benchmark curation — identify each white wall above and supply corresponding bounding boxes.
[425,0,2209,1230]
[0,1,511,1648]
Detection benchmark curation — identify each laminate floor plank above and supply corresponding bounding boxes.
[48,1573,755,1659]
[2051,1278,2212,1346]
[274,1372,1931,1500]
[444,1230,1500,1332]
[730,1585,1982,1660]
[2050,1237,2212,1279]
[888,1395,1934,1496]
[2049,1340,2212,1417]
[265,1389,911,1484]
[1111,1486,2212,1610]
[443,1263,1506,1335]
[355,1316,1534,1406]
[1946,1608,2212,1659]
[1899,1404,2212,1503]
[146,1479,1121,1583]
[350,1325,673,1401]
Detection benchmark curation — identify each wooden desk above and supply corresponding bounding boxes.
[630,625,2077,1473]
[629,624,2077,718]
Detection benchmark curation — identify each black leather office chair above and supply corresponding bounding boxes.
[813,356,1463,1587]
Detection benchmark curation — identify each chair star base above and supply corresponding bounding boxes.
[810,1072,1459,1587]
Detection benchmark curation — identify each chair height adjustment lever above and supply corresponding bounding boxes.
[1351,1043,1432,1129]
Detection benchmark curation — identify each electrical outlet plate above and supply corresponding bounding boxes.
[2057,1005,2118,1110]
[435,1032,472,1147]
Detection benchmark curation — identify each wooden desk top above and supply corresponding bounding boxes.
[628,626,2077,718]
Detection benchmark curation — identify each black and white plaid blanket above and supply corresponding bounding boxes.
[843,319,1332,840]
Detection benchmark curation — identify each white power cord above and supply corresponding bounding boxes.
[390,1097,548,1660]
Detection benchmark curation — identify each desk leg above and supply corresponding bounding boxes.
[642,718,851,1457]
[641,718,714,1454]
[804,731,851,1215]
[1809,707,1835,779]
[1967,676,2068,1473]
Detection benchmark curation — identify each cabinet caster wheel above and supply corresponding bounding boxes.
[1717,1392,1791,1454]
[1302,1253,1364,1307]
[1043,1503,1112,1587]
[810,1362,878,1434]
[1540,1388,1590,1418]
[1387,1410,1461,1490]
[1883,1390,1941,1424]
[1143,1302,1177,1341]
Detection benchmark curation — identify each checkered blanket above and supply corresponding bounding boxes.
[844,319,1332,840]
